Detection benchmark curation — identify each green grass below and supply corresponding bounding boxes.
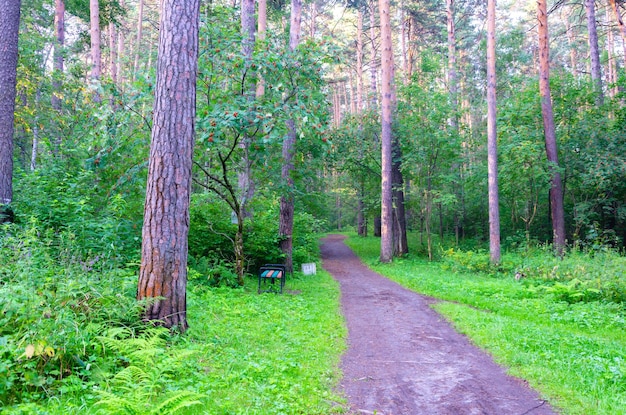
[177,272,347,414]
[12,271,347,415]
[345,233,626,415]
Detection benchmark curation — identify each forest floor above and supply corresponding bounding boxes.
[320,234,558,415]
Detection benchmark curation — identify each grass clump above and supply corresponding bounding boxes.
[346,233,626,415]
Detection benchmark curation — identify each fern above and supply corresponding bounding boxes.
[93,327,203,414]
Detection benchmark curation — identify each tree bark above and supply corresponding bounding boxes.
[538,0,566,256]
[487,0,500,263]
[52,0,65,112]
[133,0,144,81]
[239,0,256,218]
[278,0,302,273]
[447,0,458,129]
[379,0,394,263]
[585,0,603,105]
[0,0,21,208]
[609,0,626,68]
[90,0,102,81]
[369,0,378,110]
[256,0,267,98]
[138,0,200,332]
[109,22,118,85]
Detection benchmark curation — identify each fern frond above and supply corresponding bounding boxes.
[149,390,203,415]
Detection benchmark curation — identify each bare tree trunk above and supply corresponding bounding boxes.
[117,0,126,85]
[585,0,604,105]
[447,0,458,129]
[0,0,21,210]
[90,0,101,103]
[31,89,41,171]
[133,0,144,81]
[239,0,256,218]
[278,0,302,273]
[566,15,578,75]
[309,0,316,39]
[52,0,64,111]
[609,0,626,68]
[538,0,566,256]
[369,0,378,110]
[256,0,267,98]
[109,22,118,85]
[138,0,199,332]
[357,10,364,112]
[607,6,618,98]
[379,0,394,263]
[487,0,501,263]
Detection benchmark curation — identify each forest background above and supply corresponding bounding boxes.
[1,0,625,413]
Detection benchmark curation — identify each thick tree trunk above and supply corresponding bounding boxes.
[0,0,21,209]
[487,0,500,263]
[279,0,302,273]
[379,0,394,263]
[538,0,566,256]
[138,0,199,332]
[585,0,604,105]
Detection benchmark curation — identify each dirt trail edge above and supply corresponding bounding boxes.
[321,234,557,415]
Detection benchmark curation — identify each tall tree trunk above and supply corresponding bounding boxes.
[90,0,101,80]
[133,0,144,81]
[356,10,363,111]
[109,22,118,85]
[487,0,501,263]
[447,0,458,129]
[256,0,267,98]
[52,0,65,111]
[239,0,255,218]
[278,0,302,273]
[117,0,126,85]
[369,0,378,109]
[585,0,604,105]
[379,0,394,263]
[607,6,618,98]
[0,0,21,210]
[538,0,566,256]
[609,0,626,68]
[566,15,578,76]
[138,0,200,332]
[356,10,367,236]
[392,141,408,255]
[90,0,101,103]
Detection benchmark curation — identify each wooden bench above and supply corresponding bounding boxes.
[258,264,286,294]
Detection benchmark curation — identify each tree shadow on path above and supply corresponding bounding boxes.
[321,234,558,415]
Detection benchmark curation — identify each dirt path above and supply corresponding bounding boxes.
[320,234,557,415]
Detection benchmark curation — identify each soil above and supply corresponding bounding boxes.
[320,234,558,415]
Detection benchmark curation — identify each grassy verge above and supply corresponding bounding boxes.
[1,223,347,414]
[345,234,626,415]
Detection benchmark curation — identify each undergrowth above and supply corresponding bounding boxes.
[1,222,346,414]
[346,233,626,415]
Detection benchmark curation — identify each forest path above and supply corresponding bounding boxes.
[320,234,557,415]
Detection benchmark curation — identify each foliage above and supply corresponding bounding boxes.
[188,193,325,283]
[0,222,143,408]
